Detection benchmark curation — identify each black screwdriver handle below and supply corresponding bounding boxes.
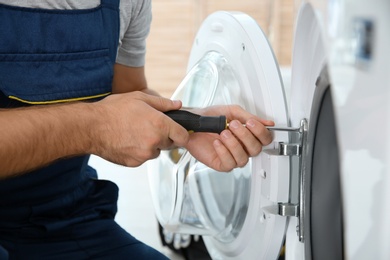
[164,110,227,134]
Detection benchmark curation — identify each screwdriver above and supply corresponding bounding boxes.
[164,110,227,134]
[165,110,299,134]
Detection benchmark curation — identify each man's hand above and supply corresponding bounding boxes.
[184,105,274,172]
[90,91,189,167]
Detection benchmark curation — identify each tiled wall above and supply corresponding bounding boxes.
[145,0,297,98]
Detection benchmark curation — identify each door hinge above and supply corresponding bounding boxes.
[263,203,299,217]
[263,119,308,242]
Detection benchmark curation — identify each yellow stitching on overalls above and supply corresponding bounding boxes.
[8,92,111,104]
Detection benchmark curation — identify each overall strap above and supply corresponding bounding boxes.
[100,0,120,62]
[101,0,120,10]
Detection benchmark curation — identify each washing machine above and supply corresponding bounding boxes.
[148,0,390,259]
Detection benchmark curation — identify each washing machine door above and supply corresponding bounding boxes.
[285,3,344,260]
[148,11,290,259]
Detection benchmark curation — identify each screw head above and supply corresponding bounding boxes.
[260,169,266,178]
[260,212,267,223]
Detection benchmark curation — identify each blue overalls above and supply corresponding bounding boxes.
[0,1,168,259]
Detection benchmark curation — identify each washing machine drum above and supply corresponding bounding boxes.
[148,9,343,260]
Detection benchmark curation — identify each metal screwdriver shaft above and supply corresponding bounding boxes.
[165,110,295,134]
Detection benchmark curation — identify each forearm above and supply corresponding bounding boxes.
[112,64,161,96]
[0,103,95,178]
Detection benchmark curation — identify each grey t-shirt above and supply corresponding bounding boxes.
[0,0,151,67]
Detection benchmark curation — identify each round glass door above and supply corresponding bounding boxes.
[149,51,253,243]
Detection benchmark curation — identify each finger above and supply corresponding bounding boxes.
[220,129,249,168]
[259,118,275,126]
[228,120,262,157]
[154,135,174,150]
[224,105,252,122]
[136,92,182,112]
[225,105,275,127]
[133,146,162,163]
[143,114,180,151]
[246,118,273,146]
[168,121,190,148]
[213,139,236,172]
[152,117,189,149]
[159,113,190,147]
[146,148,162,160]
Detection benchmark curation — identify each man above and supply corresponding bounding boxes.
[0,0,274,258]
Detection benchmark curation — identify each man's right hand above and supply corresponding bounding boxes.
[90,91,189,167]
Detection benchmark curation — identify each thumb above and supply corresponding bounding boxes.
[259,119,275,126]
[140,94,182,112]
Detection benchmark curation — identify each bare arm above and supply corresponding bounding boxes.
[0,103,95,177]
[0,92,189,179]
[112,63,159,96]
